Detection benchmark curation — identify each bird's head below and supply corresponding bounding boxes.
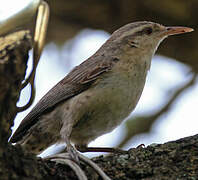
[108,21,193,58]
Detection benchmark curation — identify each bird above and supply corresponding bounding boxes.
[10,21,193,161]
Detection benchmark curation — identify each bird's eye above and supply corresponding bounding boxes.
[134,27,153,36]
[144,27,153,35]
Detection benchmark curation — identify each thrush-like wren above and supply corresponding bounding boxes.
[10,21,193,160]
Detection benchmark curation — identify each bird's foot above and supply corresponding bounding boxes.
[76,145,126,154]
[67,143,80,163]
[45,152,87,180]
[44,152,111,180]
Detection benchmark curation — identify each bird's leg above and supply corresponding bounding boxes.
[45,126,111,180]
[75,144,126,153]
[60,120,81,163]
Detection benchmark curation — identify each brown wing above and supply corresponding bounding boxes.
[10,55,116,143]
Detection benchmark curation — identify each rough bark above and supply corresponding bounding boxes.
[0,31,32,146]
[0,30,197,180]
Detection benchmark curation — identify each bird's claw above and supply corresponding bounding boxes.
[45,153,87,180]
[67,144,80,164]
[44,152,111,180]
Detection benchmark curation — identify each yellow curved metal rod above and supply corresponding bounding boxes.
[21,0,50,89]
[33,1,50,72]
[17,1,50,112]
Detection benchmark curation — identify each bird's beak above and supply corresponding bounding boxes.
[162,26,194,36]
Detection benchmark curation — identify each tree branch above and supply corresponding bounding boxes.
[0,31,32,144]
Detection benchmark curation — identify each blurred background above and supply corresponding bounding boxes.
[1,0,198,157]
